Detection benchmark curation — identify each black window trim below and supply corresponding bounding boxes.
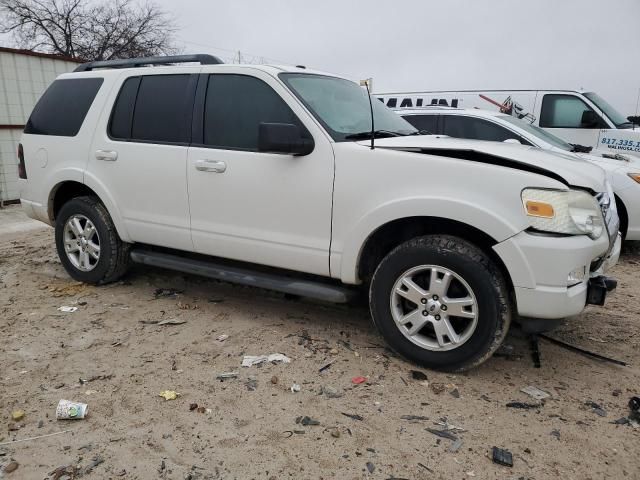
[539,93,606,129]
[190,72,312,153]
[107,73,198,147]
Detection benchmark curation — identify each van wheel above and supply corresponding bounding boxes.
[369,235,511,372]
[55,196,130,284]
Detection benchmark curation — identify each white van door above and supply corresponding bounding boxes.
[536,92,608,148]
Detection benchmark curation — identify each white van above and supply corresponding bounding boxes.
[377,90,640,157]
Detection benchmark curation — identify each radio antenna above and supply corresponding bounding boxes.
[364,80,375,150]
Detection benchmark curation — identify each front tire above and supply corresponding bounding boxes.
[369,235,511,372]
[55,196,130,284]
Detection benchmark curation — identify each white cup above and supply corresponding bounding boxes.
[56,399,88,420]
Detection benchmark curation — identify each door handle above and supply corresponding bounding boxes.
[195,159,226,173]
[95,150,118,161]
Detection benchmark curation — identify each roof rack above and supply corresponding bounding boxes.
[74,54,224,72]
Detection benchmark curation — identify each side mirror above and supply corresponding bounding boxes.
[580,110,600,128]
[258,123,314,156]
[503,138,522,144]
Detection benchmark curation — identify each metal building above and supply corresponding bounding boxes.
[0,47,81,204]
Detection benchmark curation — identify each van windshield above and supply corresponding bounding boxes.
[584,92,631,128]
[498,114,573,151]
[279,73,417,141]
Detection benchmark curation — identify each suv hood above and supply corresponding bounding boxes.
[358,135,607,192]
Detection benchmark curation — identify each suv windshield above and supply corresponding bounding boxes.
[498,114,574,151]
[584,92,630,128]
[279,73,417,141]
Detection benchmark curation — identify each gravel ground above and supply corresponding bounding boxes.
[1,204,639,480]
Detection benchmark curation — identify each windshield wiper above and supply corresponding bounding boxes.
[344,130,406,140]
[570,143,593,153]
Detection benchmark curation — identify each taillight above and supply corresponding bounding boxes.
[18,143,26,179]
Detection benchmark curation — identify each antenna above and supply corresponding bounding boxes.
[363,80,375,150]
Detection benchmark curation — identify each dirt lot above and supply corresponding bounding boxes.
[1,204,639,480]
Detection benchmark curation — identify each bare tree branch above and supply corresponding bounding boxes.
[0,0,179,60]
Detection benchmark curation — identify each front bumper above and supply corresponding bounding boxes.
[494,231,621,319]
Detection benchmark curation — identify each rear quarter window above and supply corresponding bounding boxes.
[24,78,104,136]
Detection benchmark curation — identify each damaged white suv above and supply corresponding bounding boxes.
[18,55,621,371]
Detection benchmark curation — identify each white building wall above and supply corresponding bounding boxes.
[0,49,80,202]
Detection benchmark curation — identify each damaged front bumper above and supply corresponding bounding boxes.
[493,231,621,320]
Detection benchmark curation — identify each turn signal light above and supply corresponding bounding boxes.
[628,173,640,184]
[525,200,555,218]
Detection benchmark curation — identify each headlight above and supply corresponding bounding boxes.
[628,173,640,184]
[521,188,604,239]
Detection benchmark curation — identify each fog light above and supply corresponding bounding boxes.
[568,266,587,286]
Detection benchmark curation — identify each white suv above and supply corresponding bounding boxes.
[398,107,640,241]
[18,55,621,371]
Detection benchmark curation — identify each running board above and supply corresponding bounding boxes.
[130,249,355,304]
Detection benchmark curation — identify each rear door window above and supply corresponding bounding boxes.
[130,75,194,143]
[442,115,527,143]
[25,78,103,136]
[402,114,439,133]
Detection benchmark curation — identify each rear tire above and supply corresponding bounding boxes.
[55,196,130,284]
[369,235,511,372]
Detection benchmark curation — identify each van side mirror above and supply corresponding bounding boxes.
[628,115,640,126]
[503,138,522,144]
[580,110,600,128]
[258,123,314,156]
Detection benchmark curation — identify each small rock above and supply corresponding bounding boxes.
[296,416,320,426]
[38,420,44,428]
[450,388,460,398]
[410,370,428,381]
[271,376,278,385]
[430,383,446,394]
[366,461,375,473]
[3,461,19,473]
[330,429,341,438]
[322,386,344,398]
[612,389,622,397]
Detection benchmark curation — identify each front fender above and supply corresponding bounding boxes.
[336,196,527,284]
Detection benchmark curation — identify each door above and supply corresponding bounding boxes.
[187,71,334,276]
[88,72,197,251]
[537,93,607,148]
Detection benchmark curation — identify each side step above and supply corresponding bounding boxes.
[130,249,356,304]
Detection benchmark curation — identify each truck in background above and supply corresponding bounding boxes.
[376,89,640,158]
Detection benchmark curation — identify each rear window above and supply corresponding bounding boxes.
[25,78,103,136]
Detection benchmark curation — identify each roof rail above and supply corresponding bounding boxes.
[73,54,223,72]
